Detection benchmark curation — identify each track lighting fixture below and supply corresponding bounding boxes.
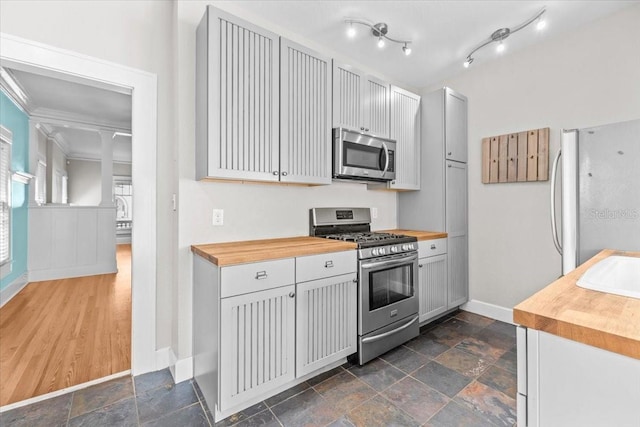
[463,8,546,68]
[344,18,412,56]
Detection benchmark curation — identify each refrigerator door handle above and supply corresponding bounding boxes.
[550,148,562,255]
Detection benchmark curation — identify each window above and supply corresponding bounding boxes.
[0,128,11,266]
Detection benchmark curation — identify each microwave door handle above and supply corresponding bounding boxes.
[381,141,390,174]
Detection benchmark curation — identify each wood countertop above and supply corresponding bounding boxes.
[379,229,448,241]
[513,249,640,360]
[191,236,357,266]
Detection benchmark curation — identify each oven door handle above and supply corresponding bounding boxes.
[360,253,418,270]
[361,315,419,344]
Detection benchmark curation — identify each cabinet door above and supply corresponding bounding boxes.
[296,273,357,377]
[332,61,363,132]
[219,285,295,411]
[389,86,420,190]
[444,88,468,163]
[418,254,448,323]
[363,75,390,138]
[280,38,332,184]
[203,7,280,181]
[446,161,468,307]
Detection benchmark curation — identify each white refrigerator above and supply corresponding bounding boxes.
[551,118,640,275]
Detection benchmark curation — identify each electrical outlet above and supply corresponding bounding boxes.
[212,209,224,226]
[371,207,378,219]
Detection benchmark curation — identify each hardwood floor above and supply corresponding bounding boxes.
[0,244,131,406]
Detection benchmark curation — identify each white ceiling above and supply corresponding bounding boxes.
[2,67,132,162]
[223,0,636,89]
[1,0,635,163]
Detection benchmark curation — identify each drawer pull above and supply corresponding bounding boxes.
[324,260,334,268]
[255,271,268,280]
[419,264,423,268]
[289,292,295,298]
[430,244,436,250]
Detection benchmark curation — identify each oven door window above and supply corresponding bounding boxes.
[368,264,413,311]
[343,141,383,171]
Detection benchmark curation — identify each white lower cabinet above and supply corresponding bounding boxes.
[518,328,640,427]
[194,250,357,422]
[220,284,296,410]
[296,273,357,377]
[417,239,448,324]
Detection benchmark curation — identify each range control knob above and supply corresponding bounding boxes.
[379,248,386,255]
[390,246,398,253]
[401,244,409,251]
[372,248,379,256]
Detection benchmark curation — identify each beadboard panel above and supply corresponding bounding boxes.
[365,76,390,138]
[418,254,448,322]
[296,273,357,376]
[332,62,362,132]
[203,7,280,181]
[219,284,295,410]
[389,86,421,190]
[280,38,331,184]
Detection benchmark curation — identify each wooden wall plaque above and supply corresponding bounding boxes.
[482,127,549,184]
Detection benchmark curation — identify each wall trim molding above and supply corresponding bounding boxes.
[460,299,515,325]
[156,347,171,370]
[169,348,193,384]
[1,32,158,376]
[28,263,117,282]
[0,370,130,413]
[0,272,28,308]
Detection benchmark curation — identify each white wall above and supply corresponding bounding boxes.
[175,2,399,361]
[431,5,640,310]
[68,159,131,206]
[0,0,176,349]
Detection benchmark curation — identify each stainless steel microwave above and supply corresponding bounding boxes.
[333,128,396,182]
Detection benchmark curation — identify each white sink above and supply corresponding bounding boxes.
[577,256,640,299]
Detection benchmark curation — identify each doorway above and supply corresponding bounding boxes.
[0,33,157,408]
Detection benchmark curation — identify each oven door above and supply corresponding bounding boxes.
[359,251,419,335]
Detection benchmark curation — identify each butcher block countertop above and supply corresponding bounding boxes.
[513,249,640,360]
[380,229,448,241]
[191,236,357,266]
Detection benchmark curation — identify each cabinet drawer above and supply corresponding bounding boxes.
[221,258,295,298]
[418,238,447,258]
[296,250,356,283]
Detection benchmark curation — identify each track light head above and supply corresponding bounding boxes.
[403,44,412,56]
[347,24,356,38]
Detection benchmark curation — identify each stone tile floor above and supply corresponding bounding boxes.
[1,310,517,426]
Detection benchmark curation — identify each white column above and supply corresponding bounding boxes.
[99,130,114,206]
[27,120,39,206]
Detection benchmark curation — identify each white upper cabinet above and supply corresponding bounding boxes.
[332,61,390,138]
[280,38,332,185]
[196,6,280,182]
[388,86,421,190]
[444,88,468,163]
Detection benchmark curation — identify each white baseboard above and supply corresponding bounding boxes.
[156,347,171,370]
[460,299,514,325]
[0,273,29,308]
[168,347,193,384]
[0,370,130,413]
[28,263,117,282]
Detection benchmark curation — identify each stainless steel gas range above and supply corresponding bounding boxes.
[310,207,419,365]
